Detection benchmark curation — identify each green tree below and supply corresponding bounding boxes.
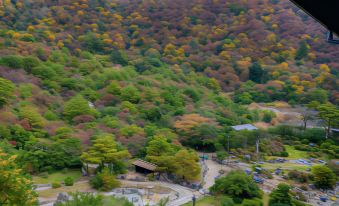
[234,92,253,105]
[210,171,262,202]
[0,77,15,108]
[269,183,292,206]
[146,136,175,157]
[311,165,336,189]
[249,62,265,83]
[63,95,97,121]
[82,33,104,53]
[303,89,328,104]
[295,41,309,60]
[110,50,129,66]
[173,149,201,181]
[81,134,131,174]
[120,85,141,103]
[317,104,339,138]
[0,149,38,206]
[106,81,122,95]
[19,106,45,128]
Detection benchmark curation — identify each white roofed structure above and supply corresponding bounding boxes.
[231,124,258,131]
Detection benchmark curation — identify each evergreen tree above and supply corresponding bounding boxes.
[269,183,292,206]
[312,165,336,189]
[249,62,266,83]
[295,41,309,60]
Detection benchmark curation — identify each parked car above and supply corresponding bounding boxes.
[320,196,327,202]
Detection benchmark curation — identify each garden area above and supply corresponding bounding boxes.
[33,169,82,184]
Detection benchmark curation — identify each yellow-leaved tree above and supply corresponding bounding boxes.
[0,149,38,206]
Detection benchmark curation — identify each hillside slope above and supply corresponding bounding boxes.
[0,0,338,104]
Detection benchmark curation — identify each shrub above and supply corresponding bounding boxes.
[90,168,121,191]
[311,165,336,189]
[64,177,74,186]
[22,56,40,72]
[52,182,61,189]
[262,110,276,123]
[288,170,309,183]
[279,151,289,157]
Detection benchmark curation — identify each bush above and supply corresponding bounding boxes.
[288,170,309,183]
[311,165,336,189]
[64,177,74,186]
[279,151,289,157]
[90,168,121,191]
[22,56,40,72]
[262,110,276,123]
[52,182,61,189]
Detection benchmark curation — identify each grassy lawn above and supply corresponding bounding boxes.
[102,196,132,206]
[284,145,308,159]
[33,169,82,184]
[38,181,93,198]
[183,196,268,206]
[262,162,309,171]
[263,193,269,206]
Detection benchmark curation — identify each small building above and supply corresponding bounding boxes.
[231,124,258,131]
[132,159,157,174]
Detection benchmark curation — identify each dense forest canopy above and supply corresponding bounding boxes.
[0,0,338,104]
[0,1,338,205]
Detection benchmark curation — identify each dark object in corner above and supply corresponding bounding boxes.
[327,31,339,44]
[289,0,339,44]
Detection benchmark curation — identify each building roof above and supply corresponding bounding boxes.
[331,128,339,133]
[132,159,157,171]
[231,124,258,131]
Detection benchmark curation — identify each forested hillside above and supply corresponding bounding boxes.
[0,1,338,205]
[0,0,338,104]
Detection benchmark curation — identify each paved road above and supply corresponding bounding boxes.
[39,180,198,206]
[120,180,198,206]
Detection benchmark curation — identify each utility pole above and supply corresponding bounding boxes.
[227,134,230,164]
[192,195,196,206]
[256,136,260,162]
